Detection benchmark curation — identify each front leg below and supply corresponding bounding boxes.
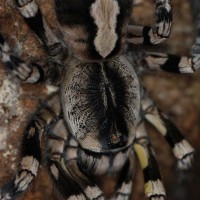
[47,132,104,199]
[135,14,200,73]
[127,0,172,45]
[15,0,68,63]
[0,32,62,87]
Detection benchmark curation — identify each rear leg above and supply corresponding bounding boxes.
[0,32,44,83]
[141,94,194,170]
[0,94,62,199]
[134,119,166,200]
[110,151,135,200]
[46,118,104,200]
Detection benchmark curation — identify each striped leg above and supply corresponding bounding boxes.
[111,152,135,200]
[0,33,44,83]
[127,0,172,45]
[0,32,62,86]
[0,94,62,200]
[134,120,166,200]
[143,51,200,73]
[142,95,194,170]
[139,14,200,73]
[47,118,104,200]
[15,0,67,62]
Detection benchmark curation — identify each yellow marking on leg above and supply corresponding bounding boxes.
[144,181,152,196]
[144,180,166,198]
[134,143,148,169]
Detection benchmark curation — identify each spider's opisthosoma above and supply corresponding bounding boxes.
[0,0,199,200]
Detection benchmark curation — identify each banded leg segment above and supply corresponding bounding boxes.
[0,32,62,86]
[144,52,200,73]
[141,14,200,73]
[0,94,62,200]
[0,118,43,199]
[112,152,135,200]
[46,118,104,200]
[15,0,67,62]
[0,33,44,83]
[142,96,194,170]
[134,121,166,200]
[127,0,172,45]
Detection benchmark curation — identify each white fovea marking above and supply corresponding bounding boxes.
[90,0,120,58]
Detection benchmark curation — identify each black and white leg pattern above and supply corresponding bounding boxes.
[141,95,194,170]
[47,128,104,199]
[0,31,63,87]
[144,52,200,73]
[140,14,200,73]
[134,120,166,200]
[0,94,62,200]
[112,151,135,200]
[127,0,172,45]
[15,0,67,63]
[0,32,43,83]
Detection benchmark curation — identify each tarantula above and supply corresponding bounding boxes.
[0,0,199,199]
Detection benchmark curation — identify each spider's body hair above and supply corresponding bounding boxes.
[55,0,132,61]
[0,0,197,200]
[61,56,140,152]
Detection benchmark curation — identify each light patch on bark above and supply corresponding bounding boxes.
[0,75,22,149]
[90,0,120,58]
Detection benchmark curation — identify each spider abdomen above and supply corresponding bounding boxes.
[61,56,140,152]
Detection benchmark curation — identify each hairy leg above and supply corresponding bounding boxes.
[0,31,62,87]
[15,0,68,63]
[127,0,172,45]
[47,122,104,200]
[131,14,200,73]
[134,119,166,200]
[0,94,62,200]
[141,95,194,170]
[110,152,134,200]
[0,32,44,83]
